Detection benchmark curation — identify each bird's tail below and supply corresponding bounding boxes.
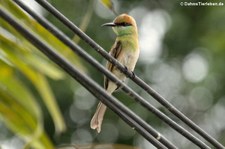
[90,102,107,133]
[90,82,117,133]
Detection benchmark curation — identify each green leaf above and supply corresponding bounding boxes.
[0,0,72,134]
[0,63,40,118]
[100,0,117,15]
[25,55,65,80]
[0,38,66,134]
[34,73,66,134]
[0,33,64,80]
[0,0,89,147]
[0,1,85,70]
[0,61,54,149]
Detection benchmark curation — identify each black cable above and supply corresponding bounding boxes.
[7,1,178,148]
[0,7,169,149]
[32,0,225,149]
[11,1,212,148]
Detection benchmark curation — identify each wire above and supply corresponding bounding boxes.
[11,0,216,148]
[31,0,225,149]
[11,1,212,149]
[0,7,169,149]
[7,1,178,148]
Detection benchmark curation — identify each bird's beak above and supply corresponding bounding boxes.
[101,22,116,27]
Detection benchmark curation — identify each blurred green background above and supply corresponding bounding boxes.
[0,0,225,149]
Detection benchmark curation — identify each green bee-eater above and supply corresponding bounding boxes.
[90,14,140,133]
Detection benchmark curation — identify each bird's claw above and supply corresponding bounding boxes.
[124,66,135,79]
[131,71,135,79]
[124,66,128,71]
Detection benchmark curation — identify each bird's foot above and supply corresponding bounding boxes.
[124,66,135,79]
[131,71,135,79]
[124,66,128,71]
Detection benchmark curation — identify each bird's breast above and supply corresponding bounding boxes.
[121,48,139,71]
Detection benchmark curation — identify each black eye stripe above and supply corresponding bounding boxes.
[115,22,132,26]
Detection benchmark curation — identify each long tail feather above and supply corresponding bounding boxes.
[90,82,118,133]
[90,102,107,133]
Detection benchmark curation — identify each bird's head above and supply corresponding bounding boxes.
[102,14,137,36]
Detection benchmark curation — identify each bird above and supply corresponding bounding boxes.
[90,14,140,133]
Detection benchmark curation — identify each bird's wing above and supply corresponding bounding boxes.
[104,40,122,89]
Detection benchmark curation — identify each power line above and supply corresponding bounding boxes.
[0,7,170,149]
[4,0,225,148]
[31,0,225,148]
[10,1,213,148]
[10,0,221,146]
